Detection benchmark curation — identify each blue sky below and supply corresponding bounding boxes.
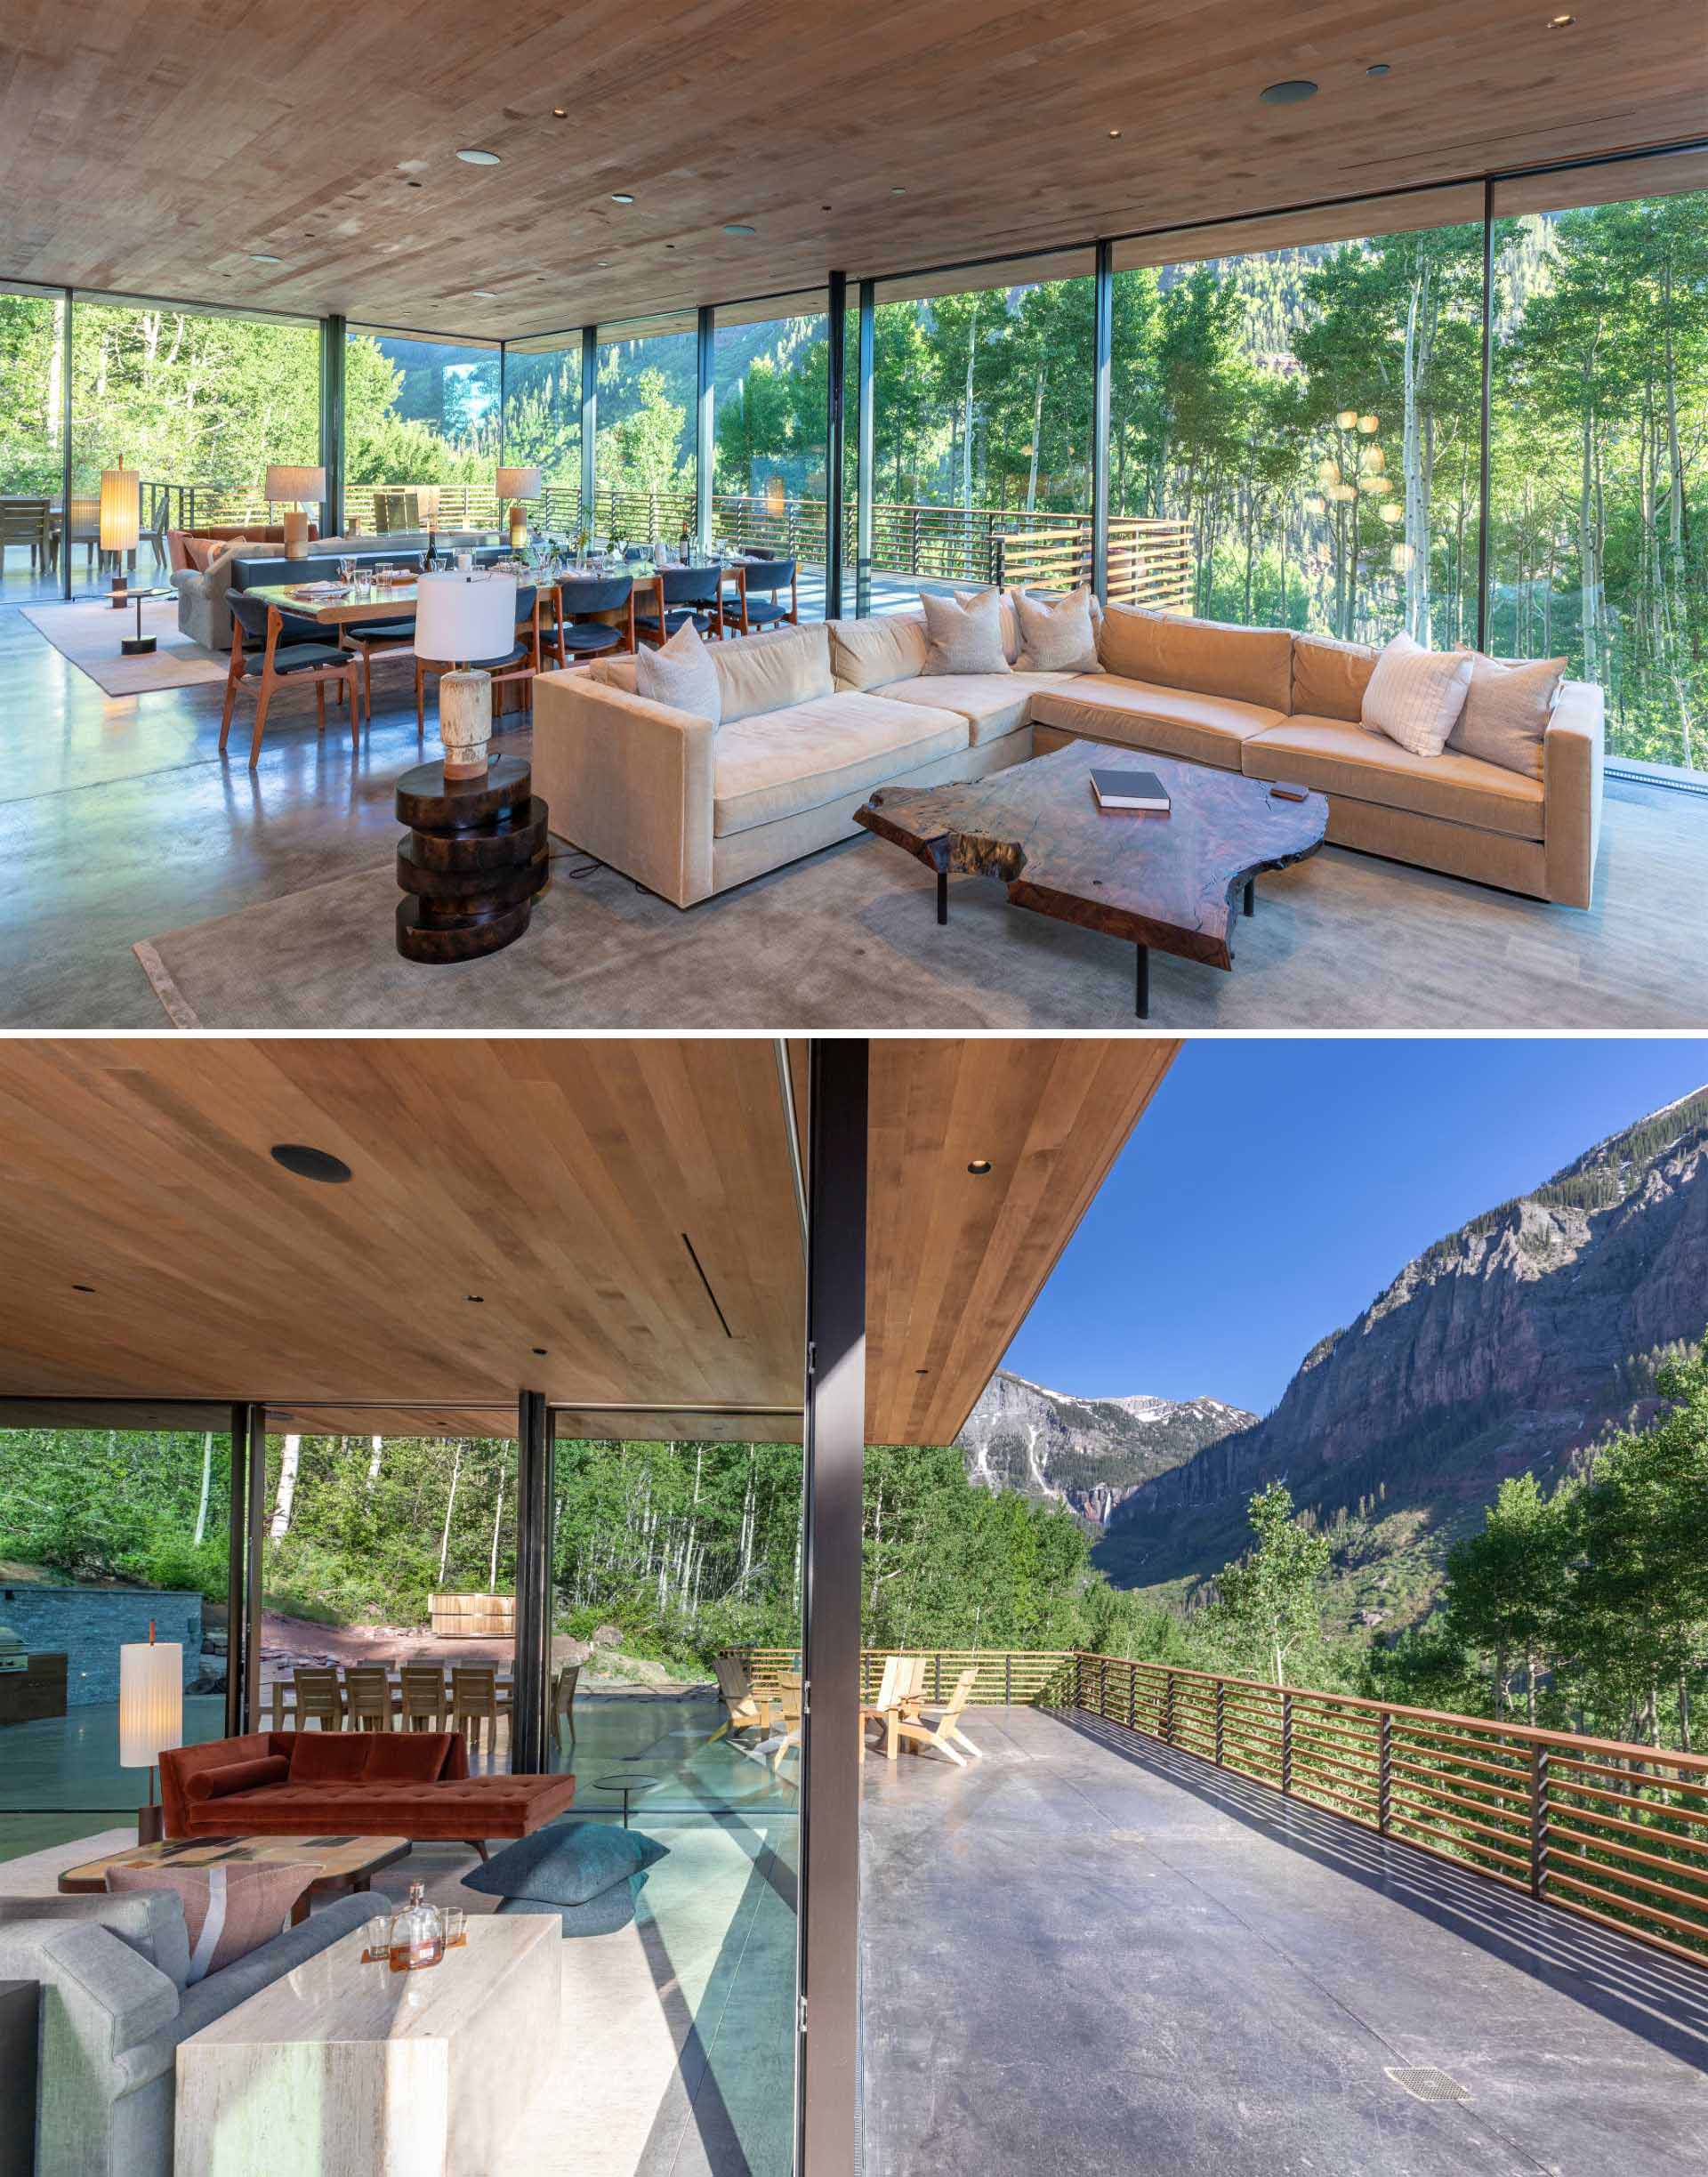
[1003,1038,1708,1417]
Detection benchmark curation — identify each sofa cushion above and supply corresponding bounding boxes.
[1099,604,1293,713]
[1027,673,1283,771]
[635,619,721,724]
[1292,632,1377,722]
[1447,652,1567,780]
[1243,714,1545,839]
[1013,585,1100,673]
[829,609,929,690]
[713,622,834,724]
[713,690,969,837]
[881,669,1078,746]
[364,1730,458,1782]
[186,1754,290,1802]
[288,1731,369,1783]
[1361,630,1472,757]
[462,1818,668,1906]
[921,587,1011,676]
[106,1859,320,1984]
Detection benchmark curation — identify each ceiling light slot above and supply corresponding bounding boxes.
[681,1232,734,1339]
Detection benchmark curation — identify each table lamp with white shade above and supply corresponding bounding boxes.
[495,466,542,551]
[415,570,519,778]
[100,459,140,606]
[264,464,326,560]
[119,1624,182,1844]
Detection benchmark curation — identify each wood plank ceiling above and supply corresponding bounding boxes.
[0,1037,1175,1447]
[1,2,1699,339]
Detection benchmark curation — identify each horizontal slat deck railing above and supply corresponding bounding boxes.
[1068,1653,1708,1971]
[995,518,1194,612]
[724,1648,1076,1706]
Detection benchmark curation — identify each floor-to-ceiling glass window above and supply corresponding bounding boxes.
[502,328,585,539]
[714,291,829,617]
[66,296,320,592]
[544,1427,802,2175]
[257,1424,519,1771]
[0,286,66,603]
[1488,149,1708,778]
[1110,186,1486,639]
[343,327,501,537]
[870,251,1095,611]
[593,313,697,549]
[0,1415,232,1862]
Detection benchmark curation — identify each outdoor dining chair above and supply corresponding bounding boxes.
[399,1664,449,1731]
[552,1662,580,1750]
[634,563,723,645]
[723,555,798,636]
[449,1665,510,1759]
[290,1665,344,1731]
[221,591,359,770]
[549,572,635,666]
[343,1665,399,1731]
[0,496,52,577]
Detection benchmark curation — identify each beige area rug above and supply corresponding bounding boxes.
[22,596,227,695]
[133,780,1708,1029]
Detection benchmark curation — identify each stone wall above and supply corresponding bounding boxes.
[0,1584,204,1707]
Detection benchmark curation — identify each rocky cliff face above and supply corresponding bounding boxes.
[1098,1086,1708,1590]
[956,1370,1253,1528]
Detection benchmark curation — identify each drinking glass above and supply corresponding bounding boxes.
[442,1906,467,1948]
[338,556,356,586]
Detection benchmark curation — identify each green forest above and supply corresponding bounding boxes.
[2,1329,1703,1756]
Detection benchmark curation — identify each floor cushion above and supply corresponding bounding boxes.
[1027,674,1283,770]
[880,669,1078,746]
[1242,714,1545,839]
[462,1818,668,1907]
[495,1873,647,1936]
[713,691,969,836]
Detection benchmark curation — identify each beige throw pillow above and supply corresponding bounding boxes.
[920,587,1011,677]
[713,623,834,724]
[1360,631,1472,758]
[634,618,721,725]
[829,609,930,690]
[1012,586,1100,673]
[1447,652,1566,780]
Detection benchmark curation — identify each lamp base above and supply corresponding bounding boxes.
[282,509,310,560]
[508,504,528,552]
[136,1802,164,1846]
[439,668,493,781]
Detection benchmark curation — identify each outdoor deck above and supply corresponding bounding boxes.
[860,1705,1708,2176]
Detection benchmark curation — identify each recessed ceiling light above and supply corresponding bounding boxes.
[270,1143,353,1184]
[890,186,906,195]
[610,192,635,204]
[551,107,567,118]
[821,203,833,211]
[1366,61,1390,75]
[406,181,423,189]
[597,260,612,267]
[466,1294,485,1304]
[1108,128,1122,138]
[470,289,497,299]
[915,1367,930,1375]
[457,148,502,165]
[72,1283,96,1294]
[1260,78,1318,102]
[249,252,282,263]
[532,1346,548,1356]
[723,222,756,236]
[966,1158,993,1176]
[1547,11,1575,21]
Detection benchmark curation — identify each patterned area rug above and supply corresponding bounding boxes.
[22,597,227,695]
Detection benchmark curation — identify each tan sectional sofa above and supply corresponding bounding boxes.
[529,601,1604,911]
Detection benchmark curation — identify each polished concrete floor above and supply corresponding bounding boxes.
[860,1706,1708,2177]
[2,1689,798,2177]
[3,594,1704,1028]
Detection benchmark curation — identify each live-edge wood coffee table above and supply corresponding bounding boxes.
[855,738,1328,1018]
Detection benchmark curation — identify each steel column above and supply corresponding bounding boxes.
[512,1390,554,1774]
[696,305,715,551]
[856,279,875,617]
[580,326,598,535]
[243,1406,267,1735]
[1475,179,1494,654]
[823,272,847,620]
[1091,239,1113,603]
[224,1405,254,1738]
[59,289,73,601]
[320,315,346,538]
[798,1036,867,2177]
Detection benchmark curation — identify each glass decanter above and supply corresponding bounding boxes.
[387,1882,444,1972]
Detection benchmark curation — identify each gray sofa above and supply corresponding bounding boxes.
[171,531,504,649]
[0,1888,373,2176]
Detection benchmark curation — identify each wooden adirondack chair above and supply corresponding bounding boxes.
[894,1665,983,1766]
[859,1656,908,1763]
[709,1653,776,1743]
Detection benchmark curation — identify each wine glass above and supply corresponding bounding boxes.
[338,556,356,587]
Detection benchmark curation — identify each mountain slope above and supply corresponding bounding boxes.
[1093,1086,1708,1627]
[956,1371,1253,1528]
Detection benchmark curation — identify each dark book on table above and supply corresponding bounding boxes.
[1092,768,1171,813]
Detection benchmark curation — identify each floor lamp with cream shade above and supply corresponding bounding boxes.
[100,459,140,604]
[496,466,542,550]
[265,464,326,560]
[120,1625,182,1844]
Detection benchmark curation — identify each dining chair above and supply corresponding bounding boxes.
[343,1665,398,1732]
[551,1663,580,1750]
[399,1664,449,1732]
[415,584,539,736]
[723,555,798,637]
[290,1665,344,1732]
[0,496,52,576]
[449,1665,505,1759]
[222,591,360,770]
[634,563,723,646]
[340,593,421,722]
[549,573,635,667]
